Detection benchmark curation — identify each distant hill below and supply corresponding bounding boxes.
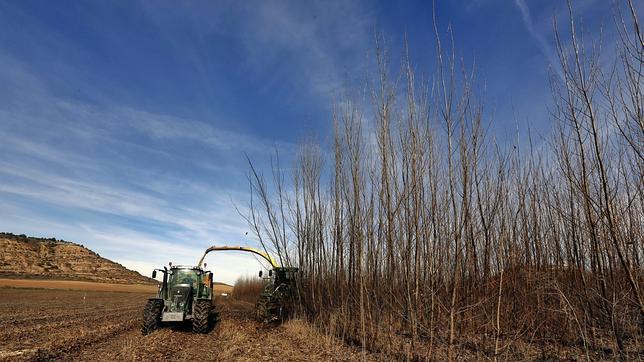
[214,282,233,295]
[0,232,156,285]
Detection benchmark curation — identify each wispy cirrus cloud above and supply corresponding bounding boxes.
[0,0,375,283]
[514,0,564,80]
[0,83,284,283]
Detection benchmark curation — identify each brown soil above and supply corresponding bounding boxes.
[0,279,158,293]
[0,288,373,361]
[0,278,232,295]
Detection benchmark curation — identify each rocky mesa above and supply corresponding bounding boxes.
[0,232,156,284]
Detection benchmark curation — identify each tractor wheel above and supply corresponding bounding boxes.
[255,295,269,322]
[142,299,163,335]
[192,300,211,333]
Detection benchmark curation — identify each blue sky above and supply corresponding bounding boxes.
[0,0,636,284]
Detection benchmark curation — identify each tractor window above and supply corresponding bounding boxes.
[168,269,199,288]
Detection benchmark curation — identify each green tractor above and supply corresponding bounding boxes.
[142,264,216,335]
[255,267,299,322]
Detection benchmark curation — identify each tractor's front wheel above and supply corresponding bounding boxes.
[255,295,269,322]
[192,300,212,333]
[142,299,163,335]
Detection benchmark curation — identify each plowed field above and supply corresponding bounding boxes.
[0,288,372,361]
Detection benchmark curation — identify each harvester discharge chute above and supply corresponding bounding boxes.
[197,245,278,269]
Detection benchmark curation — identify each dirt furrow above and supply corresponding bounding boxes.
[0,309,140,347]
[2,305,142,327]
[26,318,139,361]
[1,289,376,361]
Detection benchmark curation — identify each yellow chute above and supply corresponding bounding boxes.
[197,245,278,269]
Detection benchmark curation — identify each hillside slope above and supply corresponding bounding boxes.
[0,232,155,284]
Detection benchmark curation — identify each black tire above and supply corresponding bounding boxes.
[255,295,269,322]
[192,300,211,333]
[142,299,163,335]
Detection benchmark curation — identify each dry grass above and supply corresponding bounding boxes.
[232,276,267,303]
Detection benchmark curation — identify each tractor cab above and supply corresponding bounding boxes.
[162,266,211,316]
[272,267,298,286]
[166,266,212,299]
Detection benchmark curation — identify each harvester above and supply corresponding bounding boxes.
[254,266,298,322]
[197,245,299,323]
[141,264,216,335]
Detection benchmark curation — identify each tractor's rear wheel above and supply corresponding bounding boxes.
[142,299,163,335]
[192,300,211,333]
